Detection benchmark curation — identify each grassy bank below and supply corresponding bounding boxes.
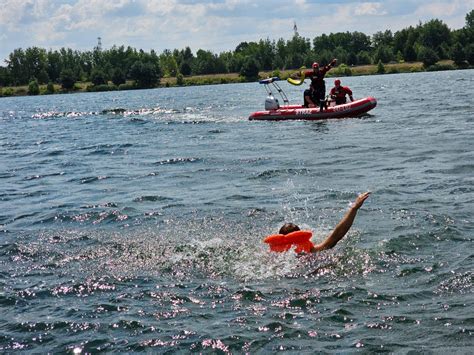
[0,60,470,98]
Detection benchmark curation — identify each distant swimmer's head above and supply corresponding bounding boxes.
[279,223,300,235]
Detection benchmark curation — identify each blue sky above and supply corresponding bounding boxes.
[0,0,473,63]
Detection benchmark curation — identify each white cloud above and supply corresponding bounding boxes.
[355,2,387,16]
[414,0,470,18]
[146,0,186,15]
[0,0,29,29]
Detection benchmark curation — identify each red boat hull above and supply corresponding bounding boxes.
[249,97,377,121]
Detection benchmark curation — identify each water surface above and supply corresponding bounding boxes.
[0,70,473,352]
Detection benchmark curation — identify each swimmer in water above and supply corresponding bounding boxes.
[267,192,370,253]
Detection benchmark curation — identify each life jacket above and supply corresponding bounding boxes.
[263,230,314,253]
[331,86,352,97]
[311,72,326,89]
[304,66,330,88]
[332,87,343,96]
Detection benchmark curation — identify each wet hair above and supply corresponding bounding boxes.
[279,223,300,235]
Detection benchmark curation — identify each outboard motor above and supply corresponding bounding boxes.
[265,94,280,110]
[257,77,288,112]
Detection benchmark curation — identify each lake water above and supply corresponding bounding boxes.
[0,70,473,352]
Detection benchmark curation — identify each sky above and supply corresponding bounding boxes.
[1,0,473,63]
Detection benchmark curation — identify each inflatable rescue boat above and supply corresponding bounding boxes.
[249,77,377,121]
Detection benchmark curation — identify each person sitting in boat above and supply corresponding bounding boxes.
[330,79,354,105]
[264,192,370,253]
[303,84,317,108]
[302,59,337,111]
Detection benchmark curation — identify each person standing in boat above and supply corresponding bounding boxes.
[302,59,337,111]
[330,79,354,105]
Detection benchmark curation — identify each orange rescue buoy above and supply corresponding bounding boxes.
[263,230,314,253]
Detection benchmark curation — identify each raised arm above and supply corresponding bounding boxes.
[312,192,370,252]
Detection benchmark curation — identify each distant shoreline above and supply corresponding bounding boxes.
[0,60,470,98]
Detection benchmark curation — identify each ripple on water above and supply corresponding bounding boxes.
[250,168,311,180]
[152,157,201,165]
[436,271,473,295]
[133,195,174,203]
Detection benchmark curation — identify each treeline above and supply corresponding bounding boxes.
[0,10,473,92]
[0,47,162,91]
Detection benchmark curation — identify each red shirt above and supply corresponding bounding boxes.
[303,65,332,87]
[330,86,353,99]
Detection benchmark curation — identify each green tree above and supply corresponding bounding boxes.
[373,45,394,63]
[347,51,357,65]
[396,50,404,62]
[465,43,474,64]
[24,47,48,84]
[393,27,412,55]
[179,61,192,76]
[403,30,419,61]
[46,82,55,94]
[28,79,40,95]
[313,31,371,55]
[356,51,371,65]
[176,72,184,86]
[465,9,474,29]
[417,46,439,67]
[285,34,311,68]
[46,50,62,83]
[313,34,332,51]
[317,50,333,66]
[173,46,194,69]
[450,43,466,65]
[92,46,104,68]
[349,31,372,53]
[111,68,126,86]
[100,45,138,79]
[193,49,226,74]
[255,38,275,70]
[129,61,160,88]
[404,43,417,62]
[6,48,27,85]
[58,47,85,81]
[0,66,12,86]
[240,57,260,80]
[223,52,244,73]
[274,38,288,69]
[90,68,107,86]
[37,69,49,84]
[377,60,385,74]
[372,30,394,47]
[60,68,76,90]
[419,19,451,58]
[333,46,349,65]
[159,49,179,77]
[235,40,274,70]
